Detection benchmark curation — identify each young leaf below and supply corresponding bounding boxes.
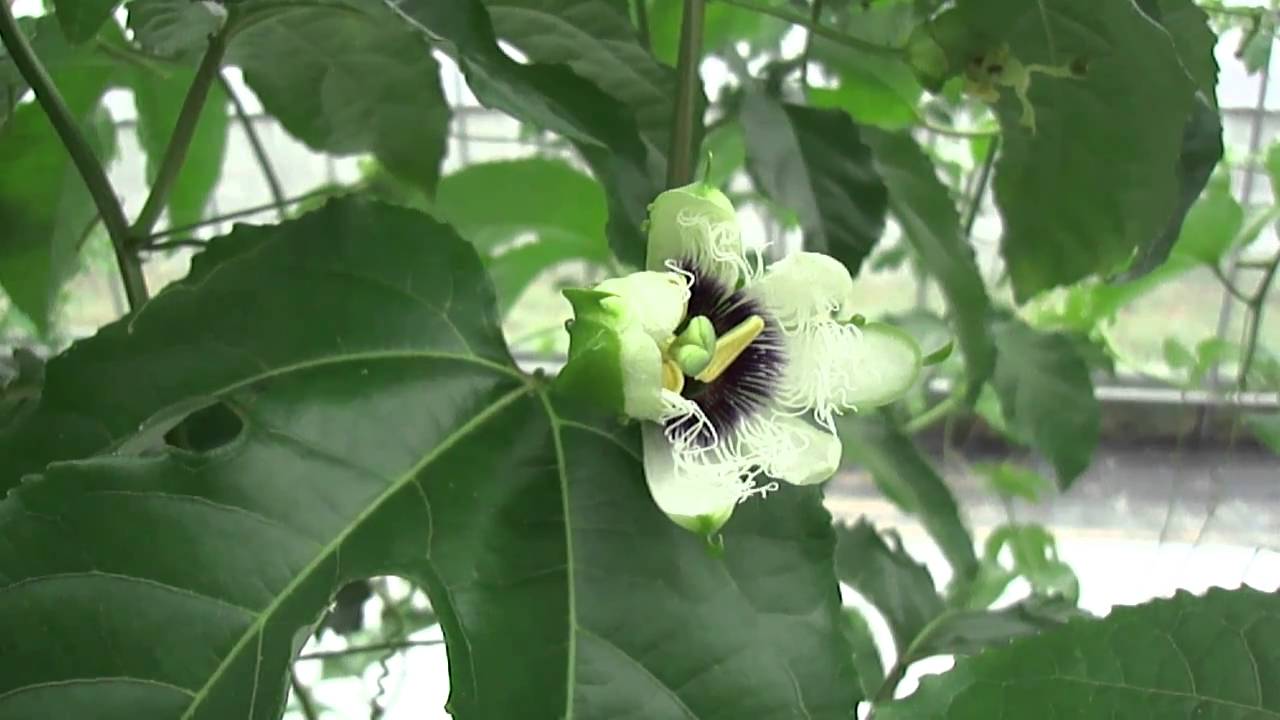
[839,413,978,583]
[0,18,117,332]
[646,0,787,66]
[432,158,609,309]
[130,66,229,230]
[0,199,861,718]
[1125,0,1223,278]
[991,318,1099,488]
[1169,173,1244,266]
[742,93,888,276]
[230,2,449,194]
[876,587,1280,719]
[863,128,995,399]
[834,519,945,653]
[948,0,1198,301]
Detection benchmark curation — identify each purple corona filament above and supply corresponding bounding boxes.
[670,259,787,444]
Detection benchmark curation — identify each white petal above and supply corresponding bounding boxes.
[642,423,742,535]
[737,411,842,486]
[596,271,689,343]
[646,183,748,286]
[777,321,922,426]
[752,251,856,327]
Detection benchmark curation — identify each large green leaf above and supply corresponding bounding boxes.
[53,0,121,43]
[231,1,449,194]
[1125,0,1223,278]
[130,66,229,230]
[863,128,995,399]
[432,158,609,309]
[991,318,1099,487]
[483,0,677,153]
[742,93,888,276]
[951,0,1196,301]
[839,413,978,583]
[0,198,860,718]
[0,18,117,331]
[877,587,1280,719]
[1029,172,1245,333]
[386,0,656,266]
[834,519,944,652]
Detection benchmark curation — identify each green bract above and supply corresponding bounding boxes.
[559,182,922,535]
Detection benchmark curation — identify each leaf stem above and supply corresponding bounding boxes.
[144,185,344,243]
[295,638,444,661]
[713,0,906,58]
[0,2,148,309]
[963,137,998,240]
[904,392,962,435]
[219,72,287,218]
[131,25,231,240]
[667,0,706,187]
[1212,262,1251,303]
[917,113,1000,139]
[1238,250,1280,389]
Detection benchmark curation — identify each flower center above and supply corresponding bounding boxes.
[666,260,786,444]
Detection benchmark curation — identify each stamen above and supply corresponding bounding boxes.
[695,315,765,384]
[662,358,685,394]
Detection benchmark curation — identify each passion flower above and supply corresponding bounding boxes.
[558,183,921,535]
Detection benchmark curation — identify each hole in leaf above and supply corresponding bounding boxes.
[164,402,244,453]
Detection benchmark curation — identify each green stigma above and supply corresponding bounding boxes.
[670,315,717,377]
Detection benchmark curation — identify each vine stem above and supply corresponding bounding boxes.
[295,638,444,661]
[799,0,823,86]
[667,0,706,187]
[220,72,287,218]
[0,2,148,308]
[904,391,961,435]
[634,0,651,50]
[714,0,906,58]
[143,185,344,243]
[131,26,232,240]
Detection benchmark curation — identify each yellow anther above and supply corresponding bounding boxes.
[662,357,685,394]
[695,315,765,384]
